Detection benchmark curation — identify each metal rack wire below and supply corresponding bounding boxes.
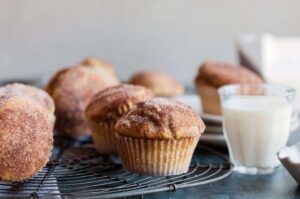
[0,137,233,198]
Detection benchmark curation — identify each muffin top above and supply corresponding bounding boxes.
[195,61,263,87]
[85,84,154,121]
[115,98,205,139]
[81,57,116,76]
[0,83,55,113]
[129,71,184,97]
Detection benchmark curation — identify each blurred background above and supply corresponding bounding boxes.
[1,0,300,85]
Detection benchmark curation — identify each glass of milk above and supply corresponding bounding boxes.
[218,84,295,174]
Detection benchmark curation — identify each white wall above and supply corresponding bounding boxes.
[1,0,300,85]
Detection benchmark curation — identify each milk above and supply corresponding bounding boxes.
[222,96,292,169]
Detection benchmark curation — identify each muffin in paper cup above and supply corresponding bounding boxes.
[85,84,154,154]
[115,98,205,176]
[195,61,263,115]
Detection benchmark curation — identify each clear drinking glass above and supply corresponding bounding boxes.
[218,84,296,174]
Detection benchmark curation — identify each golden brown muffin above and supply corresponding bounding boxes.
[81,57,117,77]
[0,96,53,182]
[46,65,119,137]
[85,84,154,154]
[129,71,184,97]
[81,58,119,85]
[195,61,263,115]
[115,97,205,176]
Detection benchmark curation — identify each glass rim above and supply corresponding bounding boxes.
[217,83,296,98]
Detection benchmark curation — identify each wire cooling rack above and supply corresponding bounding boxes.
[0,136,233,198]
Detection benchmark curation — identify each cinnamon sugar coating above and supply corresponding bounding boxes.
[46,65,119,137]
[0,97,53,182]
[85,84,154,121]
[129,71,184,97]
[0,83,55,113]
[115,98,205,139]
[81,57,117,77]
[195,61,263,87]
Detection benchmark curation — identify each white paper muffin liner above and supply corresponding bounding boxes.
[197,83,222,115]
[89,121,118,154]
[116,134,200,176]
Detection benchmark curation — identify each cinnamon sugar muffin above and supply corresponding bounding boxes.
[85,84,154,154]
[129,71,184,97]
[0,83,55,125]
[81,57,118,78]
[0,94,53,182]
[115,98,205,176]
[46,65,119,137]
[195,61,263,115]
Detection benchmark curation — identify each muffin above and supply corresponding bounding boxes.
[85,84,154,154]
[129,71,184,97]
[46,65,119,137]
[115,97,205,176]
[195,61,263,115]
[0,83,55,125]
[81,57,117,78]
[0,93,53,182]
